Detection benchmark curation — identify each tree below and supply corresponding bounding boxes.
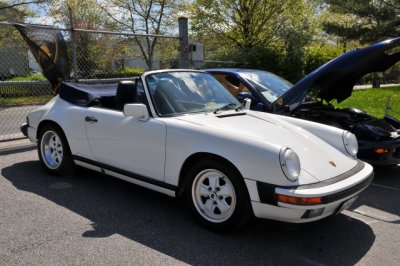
[322,0,400,44]
[0,0,45,22]
[278,1,317,81]
[97,0,182,70]
[190,0,305,49]
[320,0,400,87]
[48,0,120,78]
[190,0,317,82]
[0,0,46,11]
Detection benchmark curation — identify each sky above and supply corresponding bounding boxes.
[25,2,56,25]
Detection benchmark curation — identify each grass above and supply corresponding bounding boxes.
[6,74,47,82]
[0,95,53,106]
[333,86,400,119]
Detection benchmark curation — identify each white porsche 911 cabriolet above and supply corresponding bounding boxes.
[22,70,373,232]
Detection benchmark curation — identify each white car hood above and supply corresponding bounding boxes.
[174,110,358,182]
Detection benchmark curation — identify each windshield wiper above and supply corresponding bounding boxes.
[213,103,238,114]
[235,101,246,112]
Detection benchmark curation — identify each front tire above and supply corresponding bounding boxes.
[184,159,252,232]
[38,124,76,176]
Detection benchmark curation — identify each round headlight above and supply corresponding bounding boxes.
[343,131,358,157]
[279,147,301,182]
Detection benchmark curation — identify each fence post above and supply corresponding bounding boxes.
[178,17,190,69]
[68,7,78,81]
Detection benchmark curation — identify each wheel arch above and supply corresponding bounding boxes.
[177,152,244,197]
[37,120,65,140]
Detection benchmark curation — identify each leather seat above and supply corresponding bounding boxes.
[115,79,138,110]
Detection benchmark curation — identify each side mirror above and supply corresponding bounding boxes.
[236,92,255,102]
[244,98,251,110]
[123,103,149,121]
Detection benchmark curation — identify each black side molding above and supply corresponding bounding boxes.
[72,155,177,192]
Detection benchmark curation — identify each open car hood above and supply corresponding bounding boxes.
[275,37,400,112]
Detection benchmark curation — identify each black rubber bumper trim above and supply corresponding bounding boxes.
[322,173,374,204]
[257,161,373,205]
[20,123,28,137]
[73,155,178,192]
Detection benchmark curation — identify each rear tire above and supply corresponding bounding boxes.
[38,124,76,176]
[184,159,253,232]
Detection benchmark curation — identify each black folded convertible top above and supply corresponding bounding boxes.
[59,82,117,107]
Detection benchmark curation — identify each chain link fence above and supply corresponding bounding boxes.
[0,22,181,142]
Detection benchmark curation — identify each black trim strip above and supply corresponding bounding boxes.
[73,155,177,191]
[256,182,278,205]
[295,161,365,190]
[322,173,374,204]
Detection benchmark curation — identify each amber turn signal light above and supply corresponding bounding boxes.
[374,148,389,154]
[276,194,322,205]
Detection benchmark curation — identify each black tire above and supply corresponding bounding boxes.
[37,124,76,176]
[184,159,253,232]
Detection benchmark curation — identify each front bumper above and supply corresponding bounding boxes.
[248,161,374,223]
[358,139,400,166]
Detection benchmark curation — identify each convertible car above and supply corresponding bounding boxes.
[22,70,373,231]
[207,37,400,166]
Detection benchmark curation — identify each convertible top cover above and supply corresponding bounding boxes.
[59,82,117,107]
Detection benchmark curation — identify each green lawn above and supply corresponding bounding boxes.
[333,86,400,119]
[6,74,47,81]
[0,95,53,106]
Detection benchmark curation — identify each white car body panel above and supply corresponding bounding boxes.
[24,70,374,224]
[84,107,166,180]
[164,111,358,183]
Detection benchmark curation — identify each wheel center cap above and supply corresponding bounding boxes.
[210,192,217,199]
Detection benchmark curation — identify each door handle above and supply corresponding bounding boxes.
[85,116,98,123]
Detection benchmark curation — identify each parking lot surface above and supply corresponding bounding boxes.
[1,147,399,265]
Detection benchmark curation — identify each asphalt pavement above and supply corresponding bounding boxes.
[0,145,399,265]
[0,105,40,141]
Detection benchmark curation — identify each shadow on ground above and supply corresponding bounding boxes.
[2,161,376,265]
[350,165,400,219]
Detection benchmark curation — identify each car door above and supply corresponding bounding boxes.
[84,104,166,182]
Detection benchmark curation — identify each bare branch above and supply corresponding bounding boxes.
[96,1,132,30]
[0,0,46,11]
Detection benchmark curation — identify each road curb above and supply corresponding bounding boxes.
[0,138,36,155]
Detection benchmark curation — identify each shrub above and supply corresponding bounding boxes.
[88,67,145,79]
[305,46,342,74]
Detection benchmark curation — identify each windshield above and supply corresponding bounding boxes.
[240,71,293,103]
[146,71,240,116]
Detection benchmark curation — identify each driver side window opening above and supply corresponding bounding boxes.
[212,74,252,97]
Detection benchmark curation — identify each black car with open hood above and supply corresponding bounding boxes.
[207,37,400,165]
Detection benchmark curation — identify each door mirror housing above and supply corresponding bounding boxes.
[244,98,251,110]
[123,103,149,121]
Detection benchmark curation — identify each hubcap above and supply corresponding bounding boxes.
[41,131,64,169]
[192,169,236,223]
